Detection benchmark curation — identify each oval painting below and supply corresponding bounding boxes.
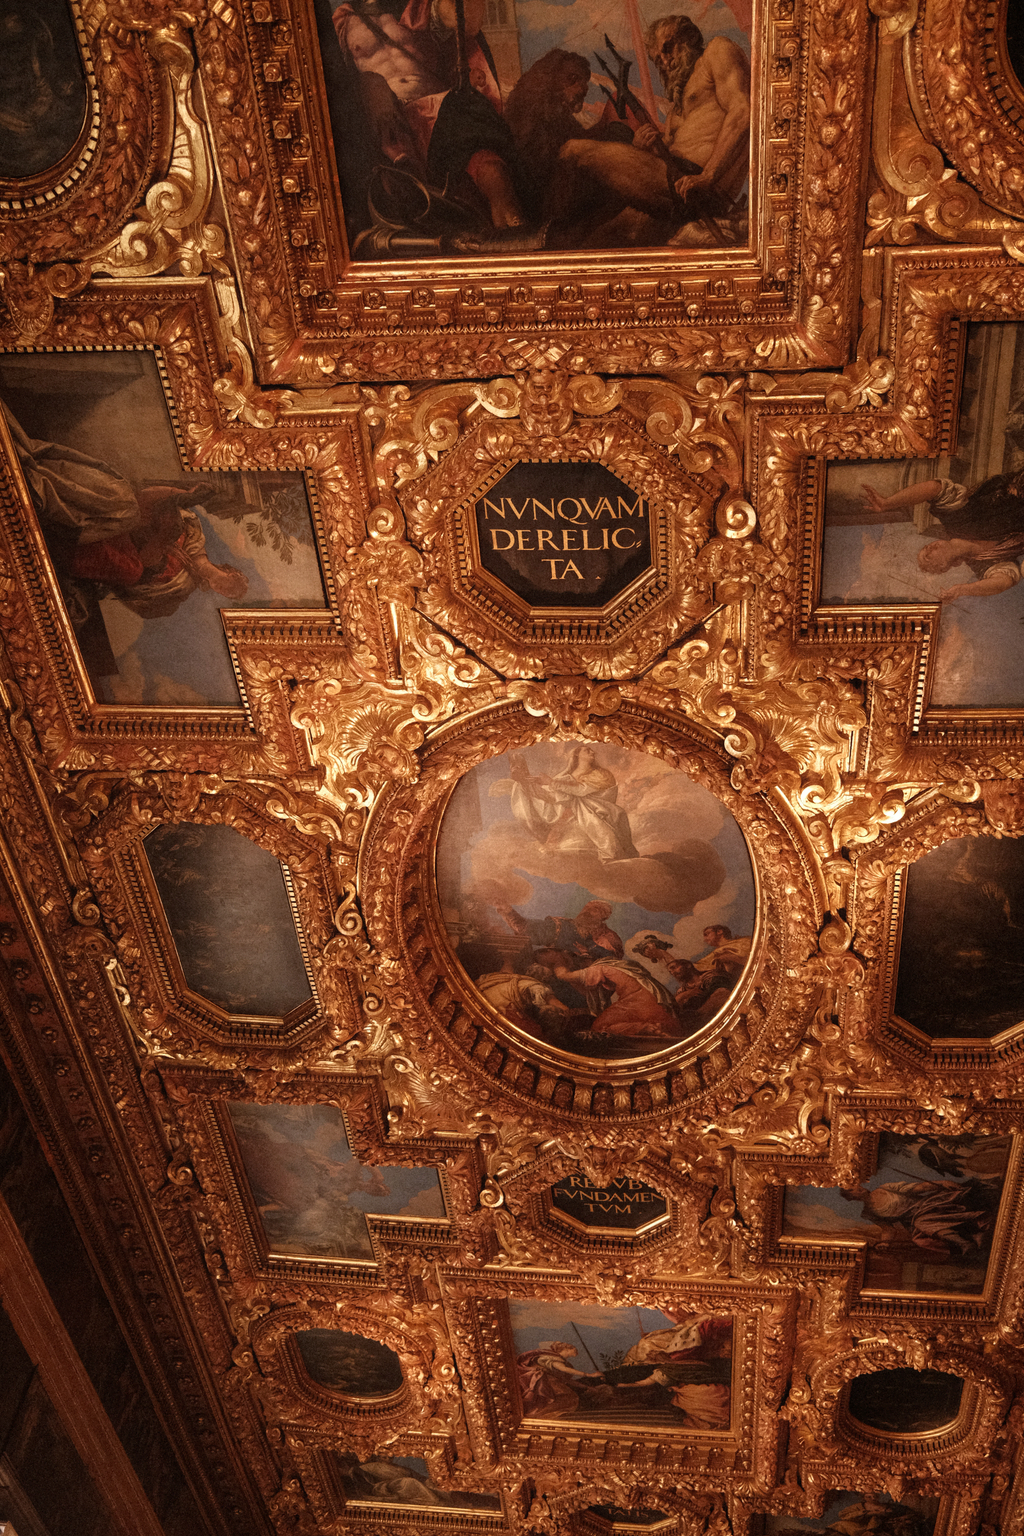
[0,0,89,180]
[436,741,756,1059]
[847,1368,963,1436]
[295,1328,404,1398]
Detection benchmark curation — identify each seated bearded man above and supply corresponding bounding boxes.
[543,14,750,249]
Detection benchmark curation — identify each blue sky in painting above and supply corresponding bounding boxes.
[0,350,325,709]
[443,740,755,966]
[509,1300,681,1367]
[95,506,324,707]
[783,1134,1010,1241]
[822,501,1024,710]
[227,1103,446,1222]
[515,0,750,113]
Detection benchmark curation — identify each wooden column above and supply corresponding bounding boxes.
[0,1194,167,1536]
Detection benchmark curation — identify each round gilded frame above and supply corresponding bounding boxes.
[250,1302,434,1427]
[822,1345,1008,1466]
[358,703,822,1120]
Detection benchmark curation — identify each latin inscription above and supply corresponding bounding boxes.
[550,1174,668,1231]
[473,462,653,608]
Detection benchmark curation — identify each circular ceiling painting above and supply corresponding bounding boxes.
[436,741,756,1060]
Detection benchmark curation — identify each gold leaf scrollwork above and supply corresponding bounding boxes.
[823,356,895,412]
[0,261,94,341]
[488,1207,536,1268]
[290,680,426,809]
[693,1186,741,1276]
[506,677,622,737]
[866,0,981,248]
[716,493,757,540]
[983,781,1024,837]
[704,1070,828,1152]
[329,885,373,965]
[91,19,229,283]
[473,368,624,436]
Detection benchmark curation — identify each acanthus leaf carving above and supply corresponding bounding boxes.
[507,677,622,737]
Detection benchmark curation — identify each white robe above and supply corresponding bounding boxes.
[510,766,639,862]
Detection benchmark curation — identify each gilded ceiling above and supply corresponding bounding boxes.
[1,1,1024,1534]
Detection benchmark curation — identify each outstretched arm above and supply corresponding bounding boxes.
[860,478,944,517]
[940,570,1018,600]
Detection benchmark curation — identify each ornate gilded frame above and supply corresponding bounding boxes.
[908,0,1024,226]
[289,1430,508,1529]
[0,8,223,343]
[737,1104,1024,1318]
[79,788,342,1059]
[755,248,1024,769]
[162,1067,480,1276]
[192,0,871,382]
[849,800,1024,1072]
[0,281,357,775]
[741,1490,964,1536]
[357,701,820,1120]
[200,1091,455,1278]
[440,1278,788,1486]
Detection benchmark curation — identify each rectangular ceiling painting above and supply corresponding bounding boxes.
[820,321,1024,709]
[226,1102,447,1262]
[759,1491,939,1536]
[144,823,313,1018]
[782,1132,1013,1296]
[312,0,752,259]
[510,1301,733,1432]
[893,836,1024,1043]
[0,351,325,706]
[331,1453,502,1512]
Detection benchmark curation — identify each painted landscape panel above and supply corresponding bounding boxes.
[333,1454,502,1512]
[782,1132,1013,1295]
[894,835,1024,1040]
[313,0,752,259]
[226,1102,446,1261]
[0,351,324,706]
[295,1329,404,1397]
[510,1300,733,1433]
[762,1491,938,1536]
[437,740,755,1060]
[145,823,312,1017]
[820,322,1024,708]
[847,1368,963,1436]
